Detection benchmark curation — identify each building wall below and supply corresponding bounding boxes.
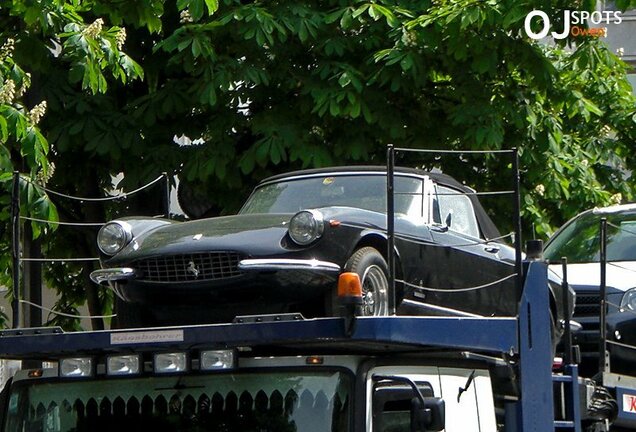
[602,3,636,93]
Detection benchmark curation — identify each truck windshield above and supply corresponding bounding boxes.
[5,370,351,432]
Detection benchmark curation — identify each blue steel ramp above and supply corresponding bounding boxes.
[0,314,517,360]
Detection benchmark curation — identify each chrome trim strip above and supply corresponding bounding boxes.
[256,171,427,188]
[238,259,341,272]
[90,267,136,285]
[401,299,483,318]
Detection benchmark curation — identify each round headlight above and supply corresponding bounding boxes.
[289,210,324,245]
[97,222,133,255]
[620,288,636,312]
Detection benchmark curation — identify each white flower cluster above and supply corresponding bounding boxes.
[534,184,545,197]
[17,72,31,97]
[581,159,589,168]
[0,79,16,104]
[310,125,325,138]
[610,192,622,205]
[36,162,56,186]
[116,28,126,50]
[180,9,193,23]
[29,101,47,125]
[616,47,625,57]
[83,18,104,38]
[600,124,612,137]
[401,30,418,48]
[0,38,15,60]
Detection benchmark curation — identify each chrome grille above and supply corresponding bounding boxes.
[135,252,243,282]
[574,294,601,317]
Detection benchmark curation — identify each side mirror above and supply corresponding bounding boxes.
[411,396,445,432]
[372,374,446,432]
[445,211,453,228]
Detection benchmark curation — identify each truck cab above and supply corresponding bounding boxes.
[0,349,497,432]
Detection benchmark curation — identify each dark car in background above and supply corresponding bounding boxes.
[91,166,567,334]
[545,204,636,375]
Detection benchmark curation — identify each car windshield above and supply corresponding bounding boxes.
[5,370,351,432]
[544,211,636,263]
[240,174,424,217]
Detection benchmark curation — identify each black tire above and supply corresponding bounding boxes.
[111,297,153,329]
[327,247,390,317]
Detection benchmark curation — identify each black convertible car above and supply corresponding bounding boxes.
[91,167,566,330]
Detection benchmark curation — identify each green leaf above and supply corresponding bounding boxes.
[192,38,202,58]
[239,151,255,174]
[350,99,361,118]
[580,97,603,117]
[400,55,413,71]
[340,9,353,28]
[338,72,351,87]
[204,0,219,15]
[325,9,344,24]
[0,116,7,142]
[503,6,527,29]
[353,4,369,19]
[298,21,308,42]
[190,0,204,21]
[270,141,281,164]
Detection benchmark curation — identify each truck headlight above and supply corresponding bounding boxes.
[107,355,141,376]
[200,350,236,370]
[154,352,188,374]
[289,210,324,245]
[620,288,636,312]
[97,221,133,255]
[60,358,94,378]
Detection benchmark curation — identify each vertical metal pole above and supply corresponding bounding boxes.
[599,218,608,373]
[561,257,572,365]
[163,172,171,219]
[23,221,43,328]
[512,148,523,297]
[11,171,21,329]
[386,144,396,316]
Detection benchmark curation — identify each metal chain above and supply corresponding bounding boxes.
[19,299,116,319]
[21,174,164,202]
[19,216,104,227]
[397,273,518,293]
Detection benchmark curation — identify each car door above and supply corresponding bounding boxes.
[416,183,516,316]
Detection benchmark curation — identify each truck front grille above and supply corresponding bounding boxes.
[135,252,243,282]
[574,294,601,318]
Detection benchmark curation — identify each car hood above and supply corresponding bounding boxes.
[109,214,294,262]
[548,262,636,292]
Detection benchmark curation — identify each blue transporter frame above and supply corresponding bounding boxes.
[0,262,565,432]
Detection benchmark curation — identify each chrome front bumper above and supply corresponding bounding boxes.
[238,259,341,273]
[90,267,136,285]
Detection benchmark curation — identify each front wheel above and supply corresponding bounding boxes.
[342,247,390,316]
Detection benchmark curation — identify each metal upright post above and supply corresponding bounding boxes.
[163,172,171,219]
[561,257,572,365]
[386,145,396,316]
[512,148,523,297]
[11,171,21,329]
[599,218,608,373]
